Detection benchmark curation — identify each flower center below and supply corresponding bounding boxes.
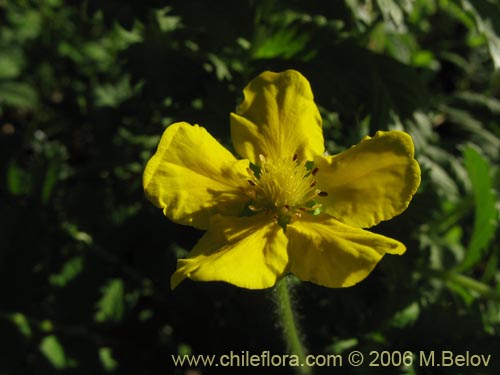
[244,154,327,227]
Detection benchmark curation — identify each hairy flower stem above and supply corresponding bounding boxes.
[274,277,312,375]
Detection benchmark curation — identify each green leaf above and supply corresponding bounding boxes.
[95,278,125,323]
[6,161,32,195]
[0,49,23,79]
[39,335,67,369]
[10,312,32,338]
[462,0,500,69]
[376,0,405,29]
[252,27,310,59]
[155,7,182,32]
[389,302,420,328]
[99,347,118,372]
[94,75,139,108]
[457,146,498,271]
[0,81,38,109]
[49,256,84,287]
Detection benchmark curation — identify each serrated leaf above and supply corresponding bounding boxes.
[156,7,182,32]
[457,146,498,271]
[94,75,140,108]
[252,27,309,60]
[94,278,125,323]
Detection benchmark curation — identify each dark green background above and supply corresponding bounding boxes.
[1,0,499,374]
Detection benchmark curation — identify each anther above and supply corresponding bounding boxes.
[312,167,319,176]
[318,191,328,197]
[310,181,317,187]
[247,179,256,186]
[292,153,298,162]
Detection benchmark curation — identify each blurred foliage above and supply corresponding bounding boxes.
[1,0,500,374]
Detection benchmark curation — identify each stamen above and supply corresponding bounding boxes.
[242,155,324,225]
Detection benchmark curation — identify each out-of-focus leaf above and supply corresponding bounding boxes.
[99,347,118,372]
[49,256,84,287]
[6,161,31,196]
[0,81,38,109]
[94,75,140,107]
[207,53,231,81]
[389,302,420,328]
[0,49,23,79]
[441,104,500,159]
[41,160,60,204]
[155,7,182,32]
[95,278,125,323]
[252,27,310,59]
[453,91,500,115]
[457,146,498,271]
[7,9,42,41]
[310,42,428,129]
[9,312,32,338]
[376,0,405,29]
[327,338,358,354]
[62,223,93,245]
[418,154,460,199]
[39,335,67,369]
[463,0,500,69]
[111,21,144,50]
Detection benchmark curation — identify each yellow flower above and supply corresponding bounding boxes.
[143,70,421,290]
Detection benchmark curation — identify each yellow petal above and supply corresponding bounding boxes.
[171,214,288,289]
[143,122,250,230]
[314,130,421,228]
[287,214,405,288]
[230,70,323,164]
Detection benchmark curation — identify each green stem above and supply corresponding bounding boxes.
[423,268,500,302]
[274,277,311,375]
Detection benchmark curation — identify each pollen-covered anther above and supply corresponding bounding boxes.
[242,154,325,224]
